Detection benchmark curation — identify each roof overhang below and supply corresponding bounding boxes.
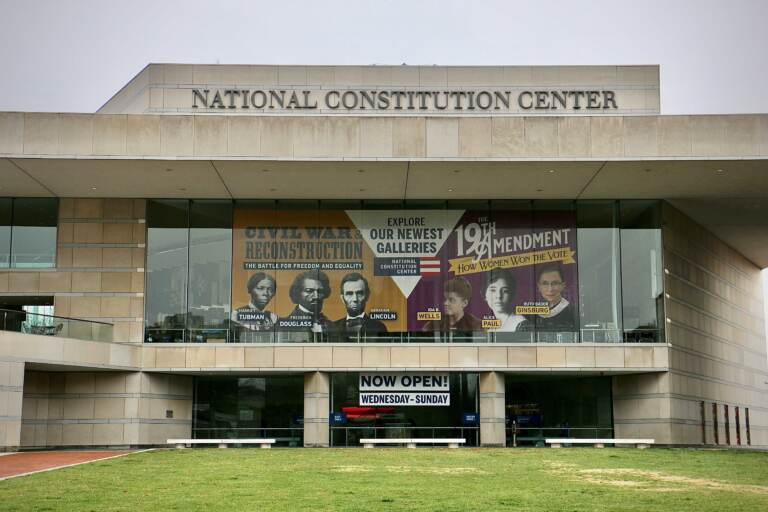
[1,112,767,266]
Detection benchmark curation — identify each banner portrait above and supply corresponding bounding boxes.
[231,206,578,339]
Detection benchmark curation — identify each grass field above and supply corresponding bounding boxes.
[1,448,767,511]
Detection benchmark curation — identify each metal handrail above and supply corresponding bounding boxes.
[1,308,114,342]
[0,308,113,326]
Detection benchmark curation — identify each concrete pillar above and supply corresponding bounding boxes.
[0,361,25,451]
[613,373,672,444]
[479,371,506,447]
[137,373,193,446]
[303,371,330,447]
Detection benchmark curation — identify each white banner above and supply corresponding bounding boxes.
[359,392,450,407]
[359,373,450,392]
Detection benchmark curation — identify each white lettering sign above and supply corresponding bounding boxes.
[359,373,450,392]
[359,392,450,407]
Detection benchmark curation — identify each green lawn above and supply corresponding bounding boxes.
[1,448,767,511]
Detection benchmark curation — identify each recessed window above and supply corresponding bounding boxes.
[0,198,58,268]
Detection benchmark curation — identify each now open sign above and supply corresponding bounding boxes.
[359,373,449,392]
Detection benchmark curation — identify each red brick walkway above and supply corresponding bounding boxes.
[0,450,134,479]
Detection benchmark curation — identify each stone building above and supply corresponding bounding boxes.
[0,64,766,449]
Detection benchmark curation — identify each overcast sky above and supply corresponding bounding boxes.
[1,0,768,334]
[0,0,767,114]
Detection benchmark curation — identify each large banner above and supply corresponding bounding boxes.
[231,207,577,337]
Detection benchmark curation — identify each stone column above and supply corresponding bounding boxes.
[137,373,193,446]
[613,373,672,444]
[303,372,330,447]
[479,371,506,447]
[0,361,25,451]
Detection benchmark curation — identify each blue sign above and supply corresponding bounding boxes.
[373,257,420,276]
[330,412,347,425]
[462,412,479,426]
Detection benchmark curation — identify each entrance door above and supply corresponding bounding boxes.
[330,372,479,447]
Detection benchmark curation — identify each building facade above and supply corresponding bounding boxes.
[0,64,766,449]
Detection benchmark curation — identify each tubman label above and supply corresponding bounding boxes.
[237,311,268,322]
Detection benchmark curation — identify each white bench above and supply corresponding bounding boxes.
[360,438,465,449]
[545,438,655,449]
[167,438,276,449]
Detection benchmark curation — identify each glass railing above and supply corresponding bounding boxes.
[146,326,664,344]
[0,308,113,342]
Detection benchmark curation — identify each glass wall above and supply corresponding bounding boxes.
[193,375,304,446]
[145,200,234,343]
[505,375,613,445]
[620,201,664,342]
[145,199,664,344]
[576,201,623,342]
[330,372,479,447]
[188,200,232,342]
[0,199,10,268]
[0,198,58,268]
[145,200,189,343]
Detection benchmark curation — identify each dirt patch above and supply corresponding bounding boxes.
[545,462,768,495]
[333,465,485,475]
[400,466,486,475]
[333,465,373,473]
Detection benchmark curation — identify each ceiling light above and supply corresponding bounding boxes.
[91,186,97,190]
[547,169,556,174]
[448,188,454,192]
[178,187,187,191]
[715,169,725,174]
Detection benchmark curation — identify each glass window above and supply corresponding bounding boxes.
[0,199,10,268]
[10,198,57,268]
[330,372,479,447]
[187,200,232,343]
[505,375,613,444]
[620,201,664,343]
[577,201,623,342]
[145,200,189,343]
[142,198,666,345]
[193,375,304,445]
